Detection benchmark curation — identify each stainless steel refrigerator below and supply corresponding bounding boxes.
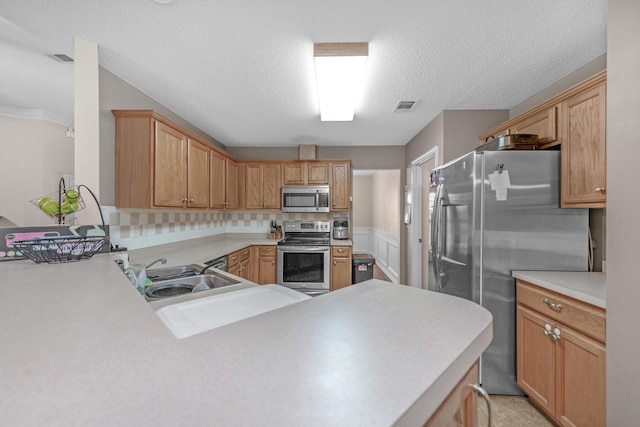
[428,150,588,395]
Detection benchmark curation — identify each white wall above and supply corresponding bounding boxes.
[0,116,74,226]
[606,0,640,424]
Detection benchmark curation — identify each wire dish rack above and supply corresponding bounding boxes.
[12,235,109,264]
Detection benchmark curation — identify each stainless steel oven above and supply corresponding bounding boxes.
[277,221,331,296]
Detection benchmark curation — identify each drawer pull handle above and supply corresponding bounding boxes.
[543,298,562,310]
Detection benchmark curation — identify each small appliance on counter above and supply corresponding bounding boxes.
[332,217,349,240]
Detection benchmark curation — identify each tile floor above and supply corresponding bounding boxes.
[478,395,554,427]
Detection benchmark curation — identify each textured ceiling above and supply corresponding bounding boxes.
[0,1,607,147]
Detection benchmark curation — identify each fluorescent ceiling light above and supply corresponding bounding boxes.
[314,42,368,122]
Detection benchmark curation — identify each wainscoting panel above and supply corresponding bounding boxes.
[352,227,399,283]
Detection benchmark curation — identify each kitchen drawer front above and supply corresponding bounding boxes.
[258,246,276,257]
[516,280,605,343]
[228,250,241,268]
[331,246,351,258]
[240,247,250,262]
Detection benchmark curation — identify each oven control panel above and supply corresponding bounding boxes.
[283,221,331,233]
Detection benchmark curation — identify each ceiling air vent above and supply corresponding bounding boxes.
[394,100,416,112]
[50,54,74,62]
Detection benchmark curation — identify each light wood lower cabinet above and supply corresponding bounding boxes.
[330,246,352,291]
[516,280,606,426]
[424,362,479,427]
[228,247,250,279]
[249,245,277,285]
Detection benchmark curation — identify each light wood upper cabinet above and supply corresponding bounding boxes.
[516,280,606,426]
[478,71,607,208]
[243,163,282,209]
[152,123,210,209]
[330,162,350,211]
[560,81,606,208]
[283,162,329,185]
[113,110,228,209]
[210,151,238,210]
[186,138,210,208]
[154,122,188,208]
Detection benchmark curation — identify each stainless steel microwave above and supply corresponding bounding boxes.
[281,186,330,213]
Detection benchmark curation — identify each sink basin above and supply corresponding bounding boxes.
[156,285,311,339]
[147,264,202,282]
[146,273,241,299]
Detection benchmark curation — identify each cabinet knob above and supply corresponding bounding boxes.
[272,260,275,264]
[337,249,345,253]
[595,187,606,194]
[333,261,337,265]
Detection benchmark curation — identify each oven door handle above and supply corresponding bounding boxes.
[277,246,330,252]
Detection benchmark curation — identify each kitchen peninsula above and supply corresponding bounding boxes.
[0,255,492,426]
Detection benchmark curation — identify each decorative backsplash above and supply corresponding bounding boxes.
[102,206,339,249]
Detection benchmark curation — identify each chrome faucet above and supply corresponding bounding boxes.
[145,258,167,269]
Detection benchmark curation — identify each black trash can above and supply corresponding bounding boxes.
[352,254,375,284]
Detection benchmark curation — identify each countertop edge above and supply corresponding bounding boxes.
[512,270,606,309]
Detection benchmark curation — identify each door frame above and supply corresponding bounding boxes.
[408,147,439,288]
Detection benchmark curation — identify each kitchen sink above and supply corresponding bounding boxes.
[146,264,202,282]
[146,273,241,299]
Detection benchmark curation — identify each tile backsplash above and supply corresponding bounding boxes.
[102,206,338,250]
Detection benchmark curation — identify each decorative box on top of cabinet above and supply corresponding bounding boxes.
[113,110,228,209]
[516,279,606,426]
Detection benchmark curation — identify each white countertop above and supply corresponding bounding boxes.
[0,255,492,426]
[512,270,606,309]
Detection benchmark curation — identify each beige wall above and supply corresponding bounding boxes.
[371,170,401,238]
[607,0,640,423]
[98,67,227,205]
[509,54,607,117]
[352,174,372,228]
[405,110,509,167]
[0,116,74,226]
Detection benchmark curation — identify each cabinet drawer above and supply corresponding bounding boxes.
[228,250,241,268]
[516,280,605,343]
[259,246,276,257]
[331,246,351,257]
[240,247,250,261]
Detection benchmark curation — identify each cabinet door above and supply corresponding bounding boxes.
[244,163,263,209]
[556,325,606,427]
[209,150,226,209]
[308,162,329,184]
[517,305,557,416]
[238,259,250,279]
[330,246,352,291]
[561,83,606,207]
[425,363,478,427]
[262,163,282,209]
[331,162,350,211]
[187,139,210,208]
[283,163,305,185]
[226,158,239,209]
[258,256,276,284]
[154,122,187,207]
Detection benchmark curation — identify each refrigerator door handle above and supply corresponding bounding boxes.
[431,184,445,290]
